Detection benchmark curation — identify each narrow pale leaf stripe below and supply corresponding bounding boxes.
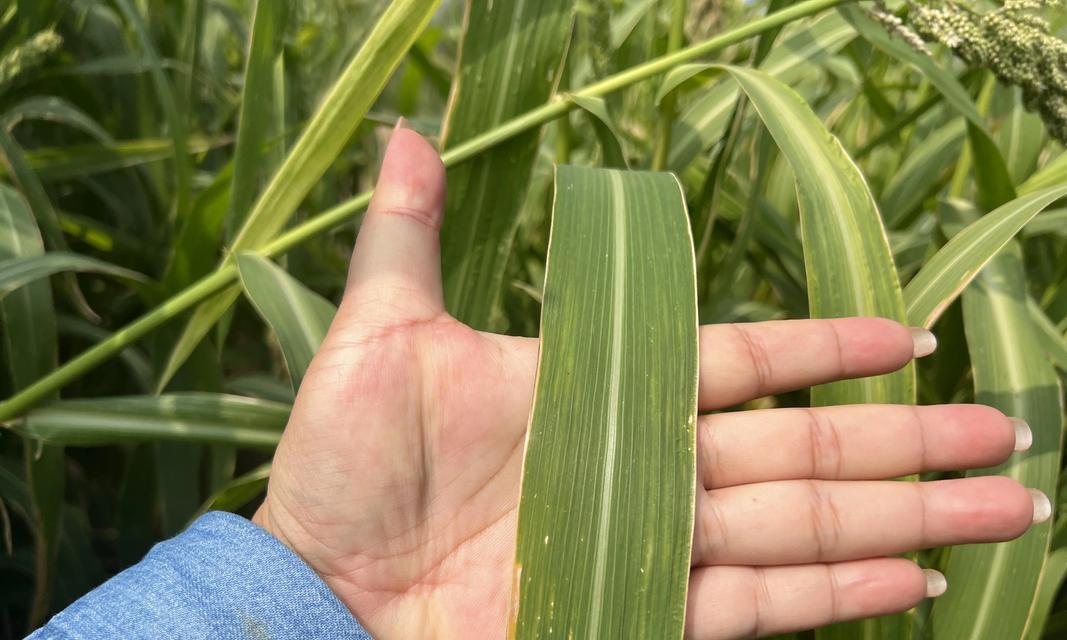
[12,394,289,448]
[0,252,144,301]
[931,243,1063,640]
[235,253,336,390]
[439,0,576,330]
[724,65,912,406]
[511,166,697,639]
[158,0,440,388]
[904,185,1067,328]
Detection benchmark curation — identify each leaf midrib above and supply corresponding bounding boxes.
[588,170,628,637]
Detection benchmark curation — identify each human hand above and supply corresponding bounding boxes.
[252,125,1047,639]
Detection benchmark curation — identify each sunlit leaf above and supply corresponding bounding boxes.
[512,166,697,639]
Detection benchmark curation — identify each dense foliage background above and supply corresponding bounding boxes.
[0,0,1065,638]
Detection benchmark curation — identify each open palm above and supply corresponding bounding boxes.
[253,127,1043,640]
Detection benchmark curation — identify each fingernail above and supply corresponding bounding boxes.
[394,115,411,132]
[1012,418,1033,452]
[910,328,937,358]
[923,569,947,598]
[1030,489,1052,524]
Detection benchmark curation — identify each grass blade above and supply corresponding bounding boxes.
[1024,547,1067,640]
[904,186,1067,329]
[880,120,965,227]
[571,95,629,169]
[439,0,576,329]
[225,0,288,238]
[11,393,288,448]
[723,64,913,639]
[511,166,697,639]
[931,243,1063,639]
[192,462,271,521]
[0,183,61,628]
[235,253,336,390]
[0,252,144,301]
[724,65,912,405]
[159,0,441,387]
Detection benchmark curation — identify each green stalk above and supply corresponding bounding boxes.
[650,0,687,171]
[0,0,852,422]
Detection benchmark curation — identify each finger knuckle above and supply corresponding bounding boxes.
[376,204,441,230]
[732,324,774,397]
[804,480,844,560]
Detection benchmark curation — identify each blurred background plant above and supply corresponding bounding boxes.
[0,0,1064,638]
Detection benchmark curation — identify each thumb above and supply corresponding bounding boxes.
[343,120,447,320]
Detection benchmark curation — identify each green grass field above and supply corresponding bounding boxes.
[0,0,1066,637]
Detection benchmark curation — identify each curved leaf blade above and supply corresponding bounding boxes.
[724,65,912,405]
[904,185,1067,329]
[0,252,145,301]
[235,253,336,390]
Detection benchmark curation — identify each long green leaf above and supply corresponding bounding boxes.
[723,64,914,640]
[159,0,440,387]
[0,125,97,321]
[931,244,1063,639]
[11,394,288,448]
[226,0,288,238]
[0,183,61,627]
[904,186,1067,328]
[1024,547,1067,640]
[725,65,912,404]
[0,252,144,301]
[439,0,576,329]
[511,166,697,639]
[235,253,336,390]
[0,137,225,183]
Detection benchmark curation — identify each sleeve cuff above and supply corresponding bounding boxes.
[29,511,373,640]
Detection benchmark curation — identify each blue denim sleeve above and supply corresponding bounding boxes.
[27,511,373,640]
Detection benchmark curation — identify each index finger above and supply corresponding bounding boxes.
[699,317,929,410]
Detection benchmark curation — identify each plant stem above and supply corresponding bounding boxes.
[651,0,687,171]
[0,0,853,422]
